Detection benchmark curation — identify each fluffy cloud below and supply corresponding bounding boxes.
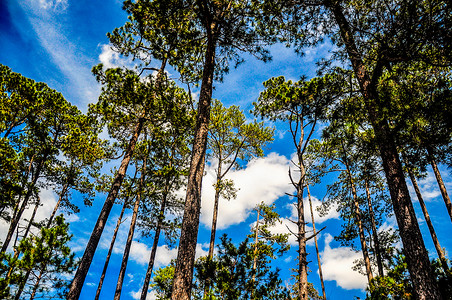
[131,289,158,300]
[129,242,178,267]
[200,152,291,230]
[320,234,367,290]
[128,241,209,267]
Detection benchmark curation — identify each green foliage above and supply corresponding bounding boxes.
[209,99,274,167]
[0,64,105,217]
[151,262,176,300]
[367,252,413,299]
[110,0,272,82]
[250,202,290,259]
[1,215,77,299]
[194,235,290,300]
[253,75,340,123]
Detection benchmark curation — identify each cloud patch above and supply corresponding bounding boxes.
[320,234,367,290]
[200,153,291,230]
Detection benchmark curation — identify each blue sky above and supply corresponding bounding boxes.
[1,1,451,299]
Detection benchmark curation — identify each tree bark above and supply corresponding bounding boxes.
[140,189,169,300]
[170,21,217,300]
[94,188,132,300]
[67,117,145,300]
[208,163,223,260]
[343,158,373,283]
[114,159,147,300]
[1,157,45,253]
[307,185,326,300]
[327,2,440,298]
[252,207,260,283]
[46,183,69,228]
[29,267,43,300]
[364,179,384,277]
[426,147,452,223]
[292,116,308,300]
[408,170,449,274]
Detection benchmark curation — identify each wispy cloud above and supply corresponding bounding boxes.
[17,0,100,109]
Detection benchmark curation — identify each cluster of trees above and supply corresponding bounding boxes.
[1,0,452,299]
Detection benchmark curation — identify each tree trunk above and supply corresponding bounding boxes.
[408,170,449,274]
[29,267,43,300]
[46,182,69,228]
[426,147,452,223]
[293,116,308,300]
[140,189,169,300]
[6,196,41,282]
[364,179,384,277]
[307,185,326,300]
[344,159,373,283]
[14,268,31,300]
[208,166,222,260]
[67,117,145,300]
[327,3,440,298]
[252,207,260,283]
[114,159,147,300]
[171,26,216,300]
[94,189,132,300]
[1,157,45,253]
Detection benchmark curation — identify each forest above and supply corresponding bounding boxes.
[0,0,451,299]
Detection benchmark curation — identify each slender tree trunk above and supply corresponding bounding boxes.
[296,165,308,300]
[252,207,260,283]
[114,159,147,300]
[364,179,384,277]
[14,269,31,300]
[29,267,43,300]
[68,117,145,300]
[171,27,217,300]
[208,174,222,260]
[1,158,45,253]
[307,186,326,300]
[94,190,132,300]
[408,170,449,274]
[14,184,72,300]
[344,159,373,283]
[292,117,308,300]
[14,209,42,300]
[327,3,440,298]
[203,164,223,299]
[140,189,169,300]
[46,183,69,228]
[426,147,452,223]
[140,58,170,300]
[6,196,41,283]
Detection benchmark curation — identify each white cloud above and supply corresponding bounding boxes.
[320,234,367,290]
[287,196,340,226]
[265,218,315,246]
[128,241,209,268]
[200,153,291,230]
[38,0,68,11]
[131,289,158,300]
[99,44,135,70]
[408,166,452,203]
[0,187,57,251]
